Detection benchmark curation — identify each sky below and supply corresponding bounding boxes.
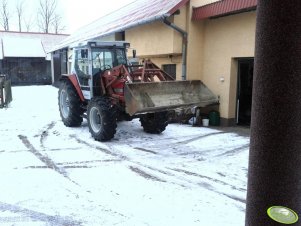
[60,0,136,33]
[5,0,136,34]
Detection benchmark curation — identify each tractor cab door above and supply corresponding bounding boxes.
[73,48,92,100]
[91,49,115,96]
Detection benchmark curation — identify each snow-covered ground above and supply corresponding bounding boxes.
[0,86,250,226]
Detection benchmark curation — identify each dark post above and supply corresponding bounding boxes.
[0,77,4,108]
[246,1,301,225]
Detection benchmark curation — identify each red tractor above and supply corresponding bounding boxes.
[58,41,218,141]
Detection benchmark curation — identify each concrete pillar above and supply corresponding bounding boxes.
[246,0,301,225]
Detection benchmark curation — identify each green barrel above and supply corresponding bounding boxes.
[209,110,220,126]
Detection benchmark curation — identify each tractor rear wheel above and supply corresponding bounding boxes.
[58,80,83,127]
[87,97,117,141]
[140,112,168,134]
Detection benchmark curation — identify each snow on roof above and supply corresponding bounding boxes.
[2,37,45,58]
[53,0,189,51]
[0,31,69,58]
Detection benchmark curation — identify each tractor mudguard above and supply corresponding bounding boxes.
[60,74,85,102]
[124,80,219,116]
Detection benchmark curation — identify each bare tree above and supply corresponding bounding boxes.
[24,14,33,32]
[16,0,24,32]
[0,0,11,31]
[52,13,65,34]
[37,0,57,33]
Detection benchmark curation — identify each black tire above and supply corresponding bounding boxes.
[58,80,83,127]
[140,112,168,134]
[87,97,117,141]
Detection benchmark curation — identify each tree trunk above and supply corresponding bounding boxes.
[246,0,301,225]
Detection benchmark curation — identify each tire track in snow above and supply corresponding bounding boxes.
[70,135,220,187]
[0,201,83,225]
[69,135,128,160]
[171,168,246,192]
[123,132,231,157]
[70,134,245,189]
[15,135,128,222]
[39,121,56,148]
[220,193,246,204]
[25,159,122,169]
[133,147,157,154]
[175,132,229,145]
[177,143,249,158]
[71,135,174,183]
[129,166,166,183]
[214,144,249,157]
[169,169,246,206]
[18,135,75,183]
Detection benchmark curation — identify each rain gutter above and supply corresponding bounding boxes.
[162,15,187,80]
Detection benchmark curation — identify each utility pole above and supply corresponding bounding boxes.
[246,0,301,225]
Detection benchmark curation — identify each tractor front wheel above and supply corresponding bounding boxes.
[58,80,83,127]
[87,97,117,141]
[140,112,168,134]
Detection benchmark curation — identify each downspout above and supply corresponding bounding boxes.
[162,16,188,81]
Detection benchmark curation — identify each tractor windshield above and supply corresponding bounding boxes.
[91,48,126,75]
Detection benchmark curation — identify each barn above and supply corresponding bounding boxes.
[0,31,68,86]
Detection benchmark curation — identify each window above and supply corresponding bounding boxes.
[162,64,176,79]
[91,48,126,75]
[92,50,112,75]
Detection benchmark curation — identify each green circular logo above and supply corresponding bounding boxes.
[267,206,298,224]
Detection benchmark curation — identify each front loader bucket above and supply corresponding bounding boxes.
[124,80,219,116]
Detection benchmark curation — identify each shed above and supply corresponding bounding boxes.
[0,31,68,85]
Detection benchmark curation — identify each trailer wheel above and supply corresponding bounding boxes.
[58,80,83,127]
[140,112,168,134]
[87,97,117,141]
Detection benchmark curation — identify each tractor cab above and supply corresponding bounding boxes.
[71,41,129,100]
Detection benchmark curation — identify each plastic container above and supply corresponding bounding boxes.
[202,118,209,127]
[209,110,220,126]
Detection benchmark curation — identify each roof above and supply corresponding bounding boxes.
[2,37,45,58]
[53,0,189,51]
[70,40,129,49]
[0,31,69,59]
[192,0,257,20]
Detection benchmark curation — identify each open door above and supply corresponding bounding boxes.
[236,59,254,125]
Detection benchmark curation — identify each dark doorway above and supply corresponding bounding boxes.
[60,49,68,75]
[52,51,61,87]
[236,59,254,125]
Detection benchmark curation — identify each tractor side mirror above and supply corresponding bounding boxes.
[132,49,136,58]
